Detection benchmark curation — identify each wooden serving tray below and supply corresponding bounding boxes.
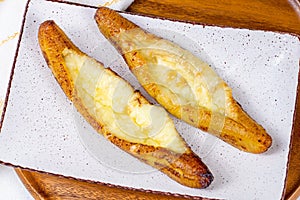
[14,0,300,199]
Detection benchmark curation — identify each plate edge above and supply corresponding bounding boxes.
[0,0,31,132]
[0,0,299,199]
[1,160,218,200]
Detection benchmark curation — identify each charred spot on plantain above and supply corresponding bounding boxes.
[189,117,194,123]
[199,125,208,132]
[164,166,181,178]
[136,97,142,106]
[262,138,271,146]
[222,134,238,144]
[42,51,50,65]
[240,145,247,150]
[131,51,138,62]
[131,93,143,107]
[200,173,214,188]
[154,161,165,168]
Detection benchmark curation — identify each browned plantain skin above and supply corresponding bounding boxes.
[94,7,272,154]
[38,20,213,188]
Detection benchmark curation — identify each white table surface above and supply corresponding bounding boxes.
[0,0,32,198]
[0,165,33,199]
[0,0,33,197]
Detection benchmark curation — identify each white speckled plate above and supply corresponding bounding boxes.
[0,0,299,199]
[55,0,134,10]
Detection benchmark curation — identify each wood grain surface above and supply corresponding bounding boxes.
[14,0,300,199]
[127,0,300,36]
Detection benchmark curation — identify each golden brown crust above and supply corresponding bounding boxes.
[94,7,272,154]
[38,20,83,99]
[94,8,138,39]
[38,20,213,188]
[74,89,212,188]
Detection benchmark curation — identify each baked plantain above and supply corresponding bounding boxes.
[38,20,213,188]
[95,7,272,154]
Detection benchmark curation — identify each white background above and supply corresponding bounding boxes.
[0,0,32,198]
[0,166,33,199]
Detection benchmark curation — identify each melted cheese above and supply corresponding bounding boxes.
[111,29,231,133]
[114,29,229,115]
[63,49,187,153]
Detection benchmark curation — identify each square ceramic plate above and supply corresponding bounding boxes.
[0,0,299,199]
[54,0,134,10]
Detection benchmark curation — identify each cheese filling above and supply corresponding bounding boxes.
[113,29,229,132]
[115,29,228,114]
[63,48,187,153]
